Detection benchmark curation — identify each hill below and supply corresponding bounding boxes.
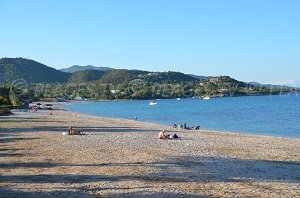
[247,81,296,89]
[99,69,147,84]
[60,65,113,73]
[0,58,71,83]
[0,58,201,85]
[187,74,213,80]
[68,70,106,83]
[146,71,198,83]
[99,70,198,84]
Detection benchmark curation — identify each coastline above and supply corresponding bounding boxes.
[62,99,300,139]
[0,107,299,197]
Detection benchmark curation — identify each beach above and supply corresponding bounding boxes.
[0,106,299,197]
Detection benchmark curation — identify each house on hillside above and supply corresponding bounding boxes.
[148,72,159,77]
[209,77,221,83]
[111,90,121,95]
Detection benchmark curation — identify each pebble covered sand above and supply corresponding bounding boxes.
[0,106,299,197]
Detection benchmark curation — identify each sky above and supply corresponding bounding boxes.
[0,0,299,85]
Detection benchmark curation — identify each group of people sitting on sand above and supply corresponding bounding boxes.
[173,123,200,130]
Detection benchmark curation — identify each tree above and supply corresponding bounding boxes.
[9,89,20,106]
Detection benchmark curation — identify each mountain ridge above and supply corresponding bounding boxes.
[60,65,113,73]
[1,58,298,90]
[1,57,298,101]
[0,57,71,83]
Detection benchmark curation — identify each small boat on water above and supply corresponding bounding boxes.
[203,96,211,100]
[149,101,158,105]
[176,98,181,100]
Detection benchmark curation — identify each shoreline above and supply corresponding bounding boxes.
[65,110,300,140]
[1,108,300,197]
[16,104,300,140]
[72,92,300,101]
[60,102,300,140]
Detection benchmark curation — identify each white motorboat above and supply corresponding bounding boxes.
[149,101,158,105]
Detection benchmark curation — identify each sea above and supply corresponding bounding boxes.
[64,94,300,138]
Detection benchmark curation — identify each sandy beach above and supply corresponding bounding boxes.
[0,106,299,197]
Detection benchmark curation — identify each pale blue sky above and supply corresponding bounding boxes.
[0,0,299,85]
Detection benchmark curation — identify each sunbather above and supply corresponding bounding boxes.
[159,130,168,139]
[159,130,179,139]
[67,126,82,135]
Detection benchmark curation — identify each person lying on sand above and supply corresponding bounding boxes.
[67,126,82,135]
[159,130,179,139]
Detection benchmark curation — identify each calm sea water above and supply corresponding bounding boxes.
[64,94,300,138]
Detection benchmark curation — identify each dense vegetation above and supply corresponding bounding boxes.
[0,87,10,115]
[0,86,21,115]
[99,70,148,84]
[60,65,113,73]
[68,70,106,83]
[0,58,71,83]
[0,58,298,103]
[3,75,295,102]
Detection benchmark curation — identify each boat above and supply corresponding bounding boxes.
[176,98,181,100]
[203,96,211,100]
[149,101,158,105]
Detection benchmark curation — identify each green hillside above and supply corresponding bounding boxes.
[0,58,297,101]
[99,69,148,84]
[61,65,113,73]
[99,70,198,84]
[146,71,198,83]
[68,70,106,83]
[0,58,71,83]
[187,74,213,80]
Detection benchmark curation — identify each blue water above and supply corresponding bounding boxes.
[64,94,300,138]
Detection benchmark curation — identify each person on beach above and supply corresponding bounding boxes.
[67,126,82,135]
[159,130,179,139]
[159,130,168,139]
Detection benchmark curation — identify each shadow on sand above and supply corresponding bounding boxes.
[0,156,299,183]
[0,155,299,196]
[0,186,207,198]
[0,125,161,133]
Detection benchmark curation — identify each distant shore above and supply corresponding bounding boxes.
[0,106,299,197]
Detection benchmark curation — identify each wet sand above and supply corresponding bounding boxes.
[0,107,299,197]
